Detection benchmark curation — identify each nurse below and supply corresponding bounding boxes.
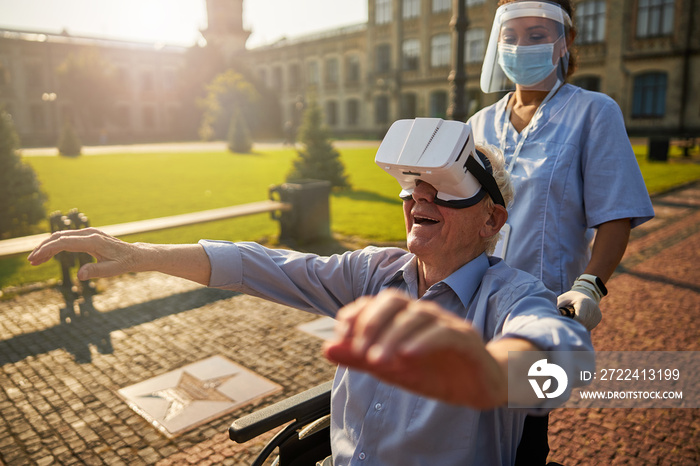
[468,0,655,463]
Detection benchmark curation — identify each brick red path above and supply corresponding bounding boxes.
[0,182,698,465]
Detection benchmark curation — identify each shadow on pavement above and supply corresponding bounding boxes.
[0,287,237,364]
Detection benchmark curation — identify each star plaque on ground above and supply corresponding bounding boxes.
[297,316,336,341]
[118,355,282,437]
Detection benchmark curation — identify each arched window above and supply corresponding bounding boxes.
[429,91,448,119]
[375,95,390,124]
[632,72,667,118]
[636,0,674,38]
[376,0,392,24]
[572,75,601,92]
[577,0,606,44]
[431,34,451,68]
[375,44,392,74]
[402,39,420,71]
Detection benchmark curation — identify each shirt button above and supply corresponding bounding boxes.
[374,403,382,411]
[358,452,366,460]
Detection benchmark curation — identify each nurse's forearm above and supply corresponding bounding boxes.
[585,218,631,283]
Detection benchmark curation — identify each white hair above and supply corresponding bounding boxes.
[477,143,514,254]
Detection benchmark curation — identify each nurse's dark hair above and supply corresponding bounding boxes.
[497,0,578,78]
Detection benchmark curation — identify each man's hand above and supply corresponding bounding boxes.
[28,228,143,280]
[323,289,508,409]
[28,229,212,285]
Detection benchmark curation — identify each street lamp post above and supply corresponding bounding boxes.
[447,0,469,122]
[41,92,58,141]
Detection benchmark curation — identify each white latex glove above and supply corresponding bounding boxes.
[557,289,601,331]
[558,274,607,331]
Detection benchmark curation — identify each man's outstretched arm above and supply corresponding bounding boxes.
[28,228,211,286]
[323,289,541,409]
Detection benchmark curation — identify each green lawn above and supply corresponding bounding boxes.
[631,144,700,195]
[1,142,698,290]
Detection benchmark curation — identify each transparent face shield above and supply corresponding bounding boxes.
[480,1,571,93]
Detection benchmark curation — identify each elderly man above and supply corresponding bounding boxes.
[29,119,592,465]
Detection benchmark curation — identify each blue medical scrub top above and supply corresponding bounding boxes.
[469,84,654,294]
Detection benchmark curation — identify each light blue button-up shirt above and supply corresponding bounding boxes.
[469,84,655,294]
[200,241,593,465]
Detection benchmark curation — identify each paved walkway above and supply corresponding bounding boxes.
[0,182,698,465]
[19,140,381,157]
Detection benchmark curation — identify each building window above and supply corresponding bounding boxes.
[142,71,154,92]
[467,88,481,118]
[572,75,601,92]
[465,28,485,63]
[25,63,43,89]
[346,55,361,84]
[307,61,319,86]
[401,93,418,119]
[376,0,392,24]
[431,34,451,67]
[0,61,9,87]
[636,0,674,38]
[632,72,667,118]
[432,0,450,13]
[403,0,420,19]
[272,66,283,90]
[163,69,177,91]
[578,1,606,44]
[114,105,130,129]
[375,95,390,124]
[466,0,485,6]
[429,91,448,118]
[376,43,392,74]
[402,39,420,71]
[258,68,268,87]
[289,63,301,91]
[30,104,46,131]
[326,100,338,126]
[346,99,360,126]
[325,58,339,86]
[143,106,156,128]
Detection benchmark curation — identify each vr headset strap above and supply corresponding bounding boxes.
[466,153,506,207]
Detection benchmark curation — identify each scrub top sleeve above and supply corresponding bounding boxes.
[580,99,654,229]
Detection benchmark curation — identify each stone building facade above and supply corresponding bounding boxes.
[0,30,190,146]
[0,0,697,146]
[244,0,700,140]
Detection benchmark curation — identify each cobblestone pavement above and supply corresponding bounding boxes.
[1,182,698,465]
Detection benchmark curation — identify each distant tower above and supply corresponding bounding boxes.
[201,0,250,62]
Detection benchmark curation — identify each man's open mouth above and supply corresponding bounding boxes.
[413,214,440,225]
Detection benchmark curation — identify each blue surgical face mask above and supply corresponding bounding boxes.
[497,42,558,86]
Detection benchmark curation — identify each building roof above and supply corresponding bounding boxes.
[0,27,188,53]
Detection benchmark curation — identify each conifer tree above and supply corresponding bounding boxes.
[0,110,47,239]
[287,98,349,188]
[227,111,252,153]
[57,120,82,157]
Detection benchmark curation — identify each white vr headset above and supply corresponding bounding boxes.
[375,118,505,208]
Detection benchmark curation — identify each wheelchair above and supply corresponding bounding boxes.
[229,308,575,465]
[229,381,333,466]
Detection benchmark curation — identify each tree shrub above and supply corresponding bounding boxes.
[287,98,349,189]
[227,111,252,153]
[0,110,47,239]
[57,120,82,157]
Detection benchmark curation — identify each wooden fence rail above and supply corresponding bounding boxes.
[0,200,291,259]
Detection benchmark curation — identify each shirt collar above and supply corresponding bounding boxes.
[442,253,491,308]
[385,252,491,306]
[384,254,419,297]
